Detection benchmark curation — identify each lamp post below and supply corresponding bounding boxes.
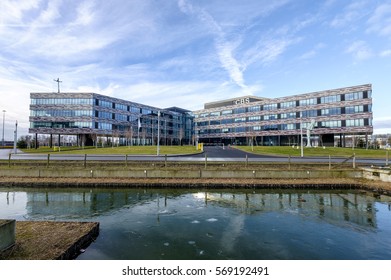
[157,110,160,156]
[300,112,304,158]
[13,120,17,154]
[2,110,5,148]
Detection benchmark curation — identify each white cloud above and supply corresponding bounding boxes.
[178,0,245,90]
[346,41,373,60]
[330,1,369,28]
[367,3,391,36]
[380,49,391,57]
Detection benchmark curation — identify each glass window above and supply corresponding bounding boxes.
[280,101,296,109]
[320,95,341,104]
[321,108,341,116]
[346,119,364,127]
[264,114,277,120]
[302,110,317,118]
[248,116,261,122]
[263,103,277,111]
[248,105,260,112]
[299,98,316,106]
[234,117,246,122]
[222,110,232,115]
[234,107,246,114]
[345,105,364,114]
[321,120,341,128]
[345,92,363,100]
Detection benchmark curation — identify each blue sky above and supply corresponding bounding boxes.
[1,0,391,139]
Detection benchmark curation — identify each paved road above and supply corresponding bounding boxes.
[1,146,388,166]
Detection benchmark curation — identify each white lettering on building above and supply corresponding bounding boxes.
[233,98,250,105]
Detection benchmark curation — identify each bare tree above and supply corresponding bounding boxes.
[125,126,133,146]
[178,127,184,146]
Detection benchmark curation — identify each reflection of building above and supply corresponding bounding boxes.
[23,190,383,230]
[29,92,194,146]
[193,84,373,147]
[203,191,378,228]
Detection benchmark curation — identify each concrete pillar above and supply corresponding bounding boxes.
[49,134,53,148]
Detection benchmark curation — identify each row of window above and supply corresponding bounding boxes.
[196,92,371,118]
[197,106,369,126]
[96,99,155,115]
[198,119,371,134]
[31,98,93,105]
[31,110,93,117]
[31,122,93,129]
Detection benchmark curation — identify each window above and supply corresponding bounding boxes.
[263,103,277,111]
[299,98,316,106]
[346,119,364,127]
[280,112,296,119]
[234,107,246,114]
[234,117,246,122]
[99,100,112,108]
[301,110,317,118]
[248,116,261,122]
[345,92,363,100]
[321,120,341,128]
[115,103,127,111]
[248,105,260,112]
[210,111,220,117]
[222,110,232,115]
[320,95,341,103]
[321,108,341,116]
[264,114,277,120]
[345,105,364,114]
[280,101,296,109]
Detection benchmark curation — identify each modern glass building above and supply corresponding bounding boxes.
[193,84,373,147]
[29,92,194,147]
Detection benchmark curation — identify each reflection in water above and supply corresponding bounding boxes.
[1,188,391,260]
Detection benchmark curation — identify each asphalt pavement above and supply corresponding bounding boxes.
[0,146,387,166]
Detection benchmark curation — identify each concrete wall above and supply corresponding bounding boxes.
[0,168,361,179]
[361,167,391,182]
[0,219,16,251]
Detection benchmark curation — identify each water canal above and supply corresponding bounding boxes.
[1,187,391,260]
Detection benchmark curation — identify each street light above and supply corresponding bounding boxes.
[2,110,5,148]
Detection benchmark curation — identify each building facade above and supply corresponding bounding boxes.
[193,84,373,147]
[29,92,194,147]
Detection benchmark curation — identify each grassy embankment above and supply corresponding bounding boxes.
[235,145,390,159]
[20,145,199,155]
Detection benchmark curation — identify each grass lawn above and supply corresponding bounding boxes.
[21,145,200,155]
[235,145,390,158]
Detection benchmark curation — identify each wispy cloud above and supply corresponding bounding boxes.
[367,3,391,36]
[178,0,246,90]
[346,41,373,60]
[330,1,369,28]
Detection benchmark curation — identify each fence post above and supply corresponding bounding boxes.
[245,154,248,167]
[205,154,208,169]
[329,155,331,170]
[47,154,50,168]
[84,154,87,168]
[353,153,356,169]
[125,154,128,167]
[288,154,291,170]
[386,150,389,166]
[8,153,11,168]
[165,154,167,168]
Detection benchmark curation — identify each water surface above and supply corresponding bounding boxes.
[1,188,391,260]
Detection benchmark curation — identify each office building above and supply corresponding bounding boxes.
[193,84,373,147]
[29,92,194,147]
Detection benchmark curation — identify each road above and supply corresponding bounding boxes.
[1,146,388,166]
